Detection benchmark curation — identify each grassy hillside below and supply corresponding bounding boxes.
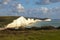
[0,16,19,27]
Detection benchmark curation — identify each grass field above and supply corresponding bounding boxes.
[0,30,60,40]
[0,16,60,40]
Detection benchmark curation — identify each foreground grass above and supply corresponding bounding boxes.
[0,30,60,40]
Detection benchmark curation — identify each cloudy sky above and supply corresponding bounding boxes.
[0,0,60,19]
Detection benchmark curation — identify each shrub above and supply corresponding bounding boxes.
[31,27,41,30]
[56,26,60,29]
[40,26,55,30]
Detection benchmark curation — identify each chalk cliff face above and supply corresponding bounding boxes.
[6,16,41,29]
[44,19,51,21]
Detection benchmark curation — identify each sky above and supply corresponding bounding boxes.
[0,0,60,19]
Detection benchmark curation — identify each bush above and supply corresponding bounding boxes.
[24,26,55,30]
[56,26,60,29]
[25,26,41,30]
[40,26,55,30]
[30,27,41,30]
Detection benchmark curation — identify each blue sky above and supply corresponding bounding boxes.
[0,0,60,19]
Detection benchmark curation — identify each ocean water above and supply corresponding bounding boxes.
[29,19,60,28]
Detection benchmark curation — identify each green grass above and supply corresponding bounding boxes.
[0,30,60,40]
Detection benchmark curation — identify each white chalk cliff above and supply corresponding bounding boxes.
[6,16,41,29]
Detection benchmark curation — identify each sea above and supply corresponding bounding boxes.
[27,19,60,28]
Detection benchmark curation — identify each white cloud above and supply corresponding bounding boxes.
[0,0,25,14]
[2,0,10,4]
[16,3,25,13]
[0,0,17,5]
[40,7,49,13]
